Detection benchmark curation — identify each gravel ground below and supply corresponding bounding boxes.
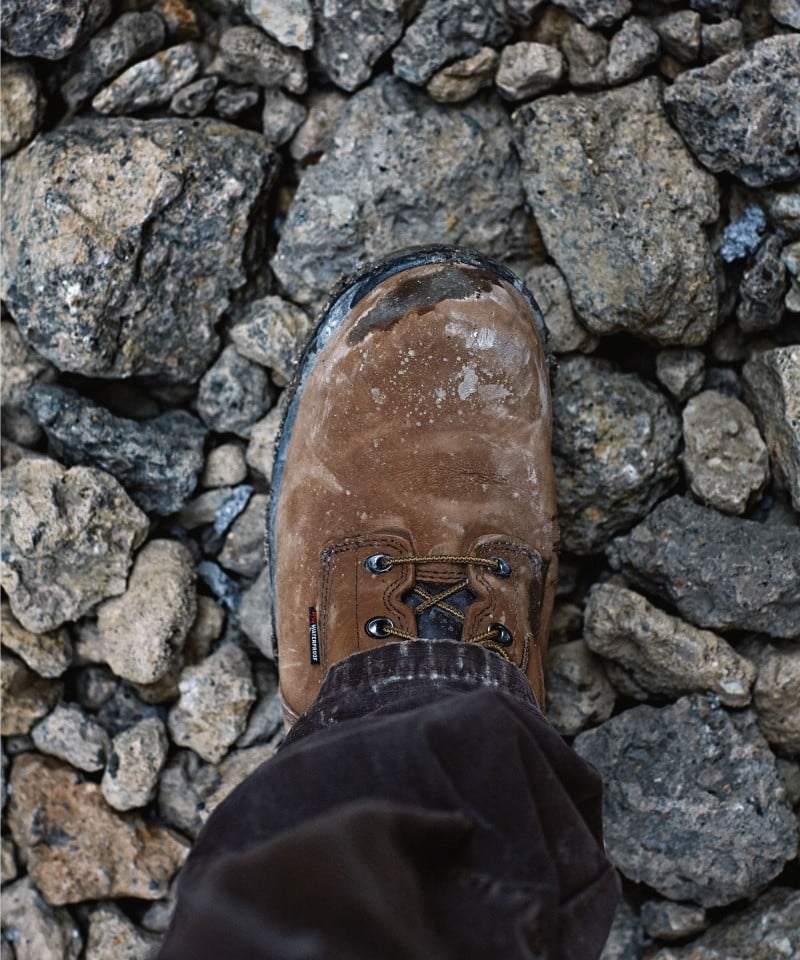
[2,1,800,957]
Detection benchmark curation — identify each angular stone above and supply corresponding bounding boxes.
[783,240,800,312]
[701,18,743,62]
[1,0,110,59]
[28,385,207,516]
[2,836,17,883]
[1,320,57,446]
[61,11,166,111]
[92,42,201,114]
[681,390,768,514]
[523,264,598,354]
[0,59,45,159]
[495,42,564,101]
[426,47,498,104]
[168,643,256,763]
[170,76,218,116]
[312,0,409,91]
[1,118,277,382]
[213,84,259,119]
[655,349,705,402]
[599,898,642,960]
[177,487,238,530]
[1,459,148,633]
[515,78,719,345]
[262,88,306,146]
[0,651,62,736]
[649,887,800,960]
[608,496,800,639]
[736,235,787,333]
[664,36,800,187]
[562,23,608,88]
[0,601,72,678]
[239,565,274,663]
[218,493,268,578]
[8,754,188,905]
[85,904,156,960]
[574,695,798,906]
[201,443,247,488]
[641,901,707,942]
[218,25,306,92]
[544,640,616,736]
[552,357,680,553]
[749,641,800,756]
[32,703,110,773]
[393,0,511,86]
[197,346,274,439]
[157,750,213,837]
[552,0,631,29]
[654,11,701,63]
[289,89,347,160]
[584,583,755,706]
[244,0,313,50]
[274,78,529,310]
[101,717,169,811]
[607,16,660,86]
[742,346,800,511]
[246,403,284,483]
[198,743,277,826]
[97,539,196,685]
[0,878,82,960]
[231,295,313,386]
[237,660,282,746]
[771,0,800,28]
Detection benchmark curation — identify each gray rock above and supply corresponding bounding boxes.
[244,0,313,50]
[1,0,110,59]
[681,390,768,514]
[218,25,306,92]
[649,887,800,960]
[599,898,642,960]
[0,878,82,960]
[0,59,45,158]
[201,443,247,488]
[93,42,201,114]
[552,357,680,553]
[198,742,277,827]
[393,0,511,86]
[561,23,608,88]
[313,0,410,91]
[289,88,347,160]
[101,717,169,811]
[96,683,161,738]
[273,78,529,310]
[218,494,268,578]
[608,496,800,639]
[1,320,57,446]
[213,84,259,118]
[721,203,767,263]
[737,235,787,333]
[690,0,742,17]
[237,659,281,746]
[655,349,705,402]
[0,651,62,736]
[750,642,800,756]
[1,118,278,382]
[7,754,188,905]
[176,486,241,531]
[523,264,598,354]
[140,880,178,933]
[584,583,756,706]
[664,36,800,187]
[607,17,660,86]
[61,11,166,111]
[771,0,800,28]
[32,703,111,773]
[0,603,71,678]
[515,78,719,345]
[700,19,743,62]
[426,47,498,104]
[784,240,800,312]
[654,11,701,63]
[76,666,118,711]
[197,346,274,439]
[246,402,284,483]
[544,640,616,736]
[641,901,707,942]
[197,560,242,612]
[742,346,800,511]
[231,295,313,386]
[168,643,256,762]
[262,87,307,146]
[170,75,218,116]
[28,385,207,516]
[552,0,631,29]
[574,694,798,906]
[495,42,564,101]
[97,539,197,685]
[1,836,17,883]
[158,749,213,837]
[1,459,148,633]
[85,904,156,960]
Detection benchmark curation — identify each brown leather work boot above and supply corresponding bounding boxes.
[268,247,559,727]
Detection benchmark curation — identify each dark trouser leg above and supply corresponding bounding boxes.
[156,641,618,960]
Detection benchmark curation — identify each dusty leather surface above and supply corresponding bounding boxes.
[273,260,559,720]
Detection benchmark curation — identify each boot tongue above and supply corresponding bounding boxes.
[403,581,477,641]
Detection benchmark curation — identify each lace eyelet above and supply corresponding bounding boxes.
[488,623,513,646]
[365,553,393,574]
[365,617,395,639]
[490,557,512,578]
